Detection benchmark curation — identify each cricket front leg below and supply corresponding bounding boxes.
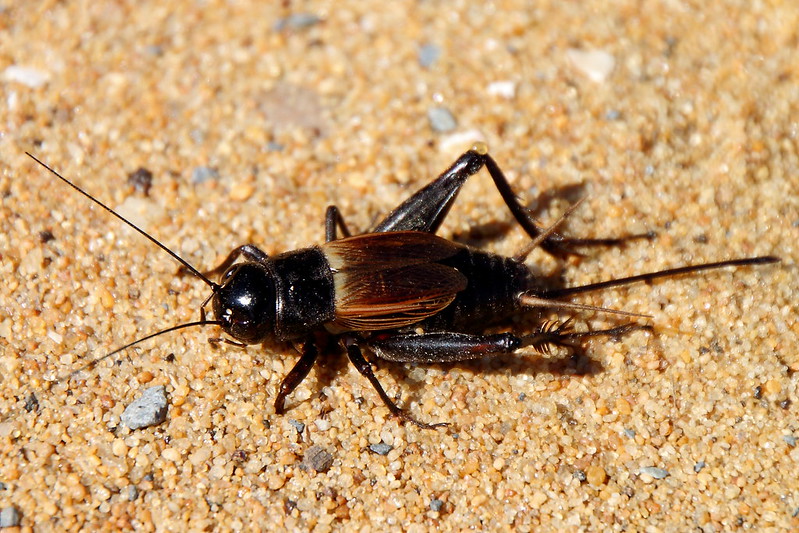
[274,340,319,415]
[203,244,271,278]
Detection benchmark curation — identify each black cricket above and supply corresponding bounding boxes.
[26,144,778,429]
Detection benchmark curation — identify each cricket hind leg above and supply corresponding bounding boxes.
[325,205,353,242]
[479,149,655,256]
[366,321,653,363]
[371,143,653,254]
[358,322,651,427]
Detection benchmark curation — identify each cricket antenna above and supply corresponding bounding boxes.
[55,320,224,384]
[25,152,220,291]
[540,256,780,299]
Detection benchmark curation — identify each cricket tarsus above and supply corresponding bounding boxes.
[31,144,779,430]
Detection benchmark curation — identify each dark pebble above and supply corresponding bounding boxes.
[24,393,38,412]
[303,445,333,472]
[127,167,153,196]
[368,443,393,456]
[288,419,305,434]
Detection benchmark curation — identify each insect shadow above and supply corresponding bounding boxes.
[449,181,588,245]
[26,143,778,429]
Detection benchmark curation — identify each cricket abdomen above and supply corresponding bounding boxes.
[421,247,534,332]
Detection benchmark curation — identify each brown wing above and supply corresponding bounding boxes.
[323,231,464,270]
[322,232,468,331]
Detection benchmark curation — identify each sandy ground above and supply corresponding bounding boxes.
[1,1,798,531]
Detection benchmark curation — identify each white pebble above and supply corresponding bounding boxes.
[566,48,615,83]
[4,65,50,88]
[487,80,516,99]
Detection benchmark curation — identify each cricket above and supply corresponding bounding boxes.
[26,143,779,429]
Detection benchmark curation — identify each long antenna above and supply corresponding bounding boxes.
[540,256,780,299]
[56,320,223,383]
[25,152,220,291]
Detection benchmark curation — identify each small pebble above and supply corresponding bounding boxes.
[429,499,443,512]
[566,48,615,83]
[126,485,139,501]
[288,419,305,434]
[368,443,393,456]
[143,44,164,57]
[191,166,220,184]
[303,445,333,472]
[428,107,457,132]
[439,129,484,153]
[418,43,441,68]
[585,465,607,485]
[623,428,636,439]
[0,506,21,527]
[639,466,670,479]
[693,461,706,473]
[783,435,796,447]
[229,183,255,202]
[274,13,321,31]
[24,393,38,412]
[486,80,516,99]
[4,65,49,88]
[121,386,168,430]
[268,474,286,490]
[161,447,181,462]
